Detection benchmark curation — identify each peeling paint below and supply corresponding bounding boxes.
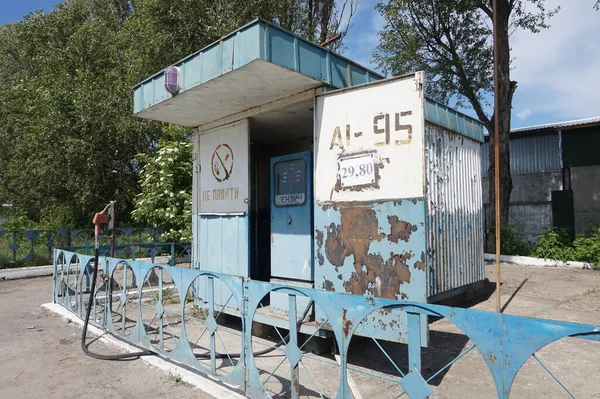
[342,309,353,337]
[324,207,386,268]
[344,251,412,299]
[322,280,334,291]
[317,253,325,266]
[315,229,325,266]
[315,230,324,249]
[387,215,418,243]
[314,198,428,343]
[414,251,426,270]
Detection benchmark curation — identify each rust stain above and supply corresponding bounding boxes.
[324,207,385,268]
[315,230,324,249]
[387,215,418,243]
[342,309,353,337]
[400,293,408,300]
[379,308,392,315]
[270,234,275,244]
[322,280,334,291]
[414,251,426,270]
[344,251,412,299]
[315,229,325,266]
[321,202,421,300]
[487,351,497,364]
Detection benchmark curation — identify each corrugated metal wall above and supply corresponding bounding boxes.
[425,124,485,298]
[481,132,561,175]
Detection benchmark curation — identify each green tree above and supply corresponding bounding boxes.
[0,1,163,227]
[0,0,358,232]
[374,0,558,251]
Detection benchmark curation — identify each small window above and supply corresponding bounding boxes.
[274,159,306,207]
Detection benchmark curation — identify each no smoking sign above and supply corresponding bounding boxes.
[211,144,234,182]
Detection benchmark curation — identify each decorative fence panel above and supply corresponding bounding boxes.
[53,249,600,399]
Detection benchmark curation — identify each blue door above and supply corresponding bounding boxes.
[270,151,313,282]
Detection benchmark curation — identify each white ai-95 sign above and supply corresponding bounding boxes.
[314,73,425,202]
[339,154,375,187]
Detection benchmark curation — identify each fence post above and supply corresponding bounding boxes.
[289,294,300,399]
[407,312,422,374]
[170,243,175,267]
[12,231,17,262]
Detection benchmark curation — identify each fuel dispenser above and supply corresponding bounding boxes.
[269,151,313,316]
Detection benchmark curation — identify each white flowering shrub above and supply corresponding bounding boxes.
[132,125,192,242]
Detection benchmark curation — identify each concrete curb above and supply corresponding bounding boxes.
[0,265,54,280]
[484,253,597,269]
[42,302,245,399]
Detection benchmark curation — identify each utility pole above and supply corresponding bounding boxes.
[493,0,502,313]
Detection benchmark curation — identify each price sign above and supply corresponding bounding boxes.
[339,154,375,188]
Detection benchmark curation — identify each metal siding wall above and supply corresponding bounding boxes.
[481,132,561,175]
[196,214,249,306]
[426,124,484,297]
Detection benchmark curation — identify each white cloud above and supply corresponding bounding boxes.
[510,0,600,119]
[516,109,532,120]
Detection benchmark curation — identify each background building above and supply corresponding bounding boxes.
[482,116,600,243]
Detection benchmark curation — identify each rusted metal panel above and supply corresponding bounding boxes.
[313,73,428,343]
[425,123,484,297]
[314,199,428,343]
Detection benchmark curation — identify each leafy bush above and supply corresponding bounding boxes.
[487,224,532,256]
[572,224,600,265]
[531,227,574,262]
[531,224,600,266]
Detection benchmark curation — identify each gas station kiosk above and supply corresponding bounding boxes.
[133,19,486,344]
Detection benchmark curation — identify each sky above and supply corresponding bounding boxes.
[2,0,599,129]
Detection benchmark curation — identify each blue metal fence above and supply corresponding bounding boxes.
[53,249,600,398]
[0,228,163,266]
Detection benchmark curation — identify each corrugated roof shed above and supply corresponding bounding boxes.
[511,116,600,133]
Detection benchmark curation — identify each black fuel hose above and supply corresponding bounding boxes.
[80,248,153,360]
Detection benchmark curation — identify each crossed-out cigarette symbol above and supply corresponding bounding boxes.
[211,144,234,182]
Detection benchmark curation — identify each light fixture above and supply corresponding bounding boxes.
[164,66,180,95]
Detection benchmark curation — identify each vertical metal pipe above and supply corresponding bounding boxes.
[209,276,216,374]
[159,268,164,350]
[123,264,127,333]
[289,294,300,399]
[493,0,502,313]
[110,204,116,258]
